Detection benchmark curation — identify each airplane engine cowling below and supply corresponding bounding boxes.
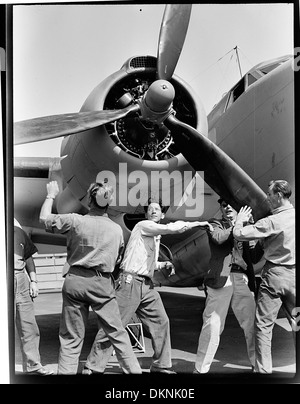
[59,56,208,218]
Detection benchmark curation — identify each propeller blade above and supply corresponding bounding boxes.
[14,104,140,145]
[165,114,271,221]
[157,4,192,80]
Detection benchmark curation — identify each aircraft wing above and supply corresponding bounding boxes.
[14,157,68,252]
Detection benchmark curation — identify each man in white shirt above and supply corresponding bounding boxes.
[83,198,213,374]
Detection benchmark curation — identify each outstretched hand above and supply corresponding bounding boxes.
[236,206,253,224]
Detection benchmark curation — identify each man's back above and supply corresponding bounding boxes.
[46,212,124,271]
[234,204,295,266]
[260,206,295,265]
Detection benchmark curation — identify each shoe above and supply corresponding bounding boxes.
[150,366,176,374]
[82,367,103,375]
[193,368,208,374]
[82,367,92,375]
[28,367,54,376]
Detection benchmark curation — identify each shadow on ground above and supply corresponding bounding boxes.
[13,289,297,384]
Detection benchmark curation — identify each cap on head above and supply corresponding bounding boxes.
[218,198,231,209]
[218,198,228,205]
[88,181,114,208]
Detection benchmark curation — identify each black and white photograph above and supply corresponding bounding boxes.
[1,1,298,386]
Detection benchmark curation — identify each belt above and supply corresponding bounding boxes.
[14,269,25,274]
[265,260,295,268]
[230,264,245,273]
[90,269,111,278]
[69,266,111,278]
[122,272,150,283]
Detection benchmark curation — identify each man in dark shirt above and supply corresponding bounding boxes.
[14,219,53,375]
[193,199,258,374]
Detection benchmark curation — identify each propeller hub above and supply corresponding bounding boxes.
[144,80,175,113]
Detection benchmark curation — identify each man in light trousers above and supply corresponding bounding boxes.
[194,199,258,373]
[83,198,213,374]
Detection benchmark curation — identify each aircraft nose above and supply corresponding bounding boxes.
[144,80,175,113]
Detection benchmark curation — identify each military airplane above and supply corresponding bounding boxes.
[13,4,294,287]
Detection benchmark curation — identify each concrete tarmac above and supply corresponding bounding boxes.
[12,287,298,385]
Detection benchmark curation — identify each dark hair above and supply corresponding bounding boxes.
[143,197,166,213]
[88,181,113,208]
[268,180,292,199]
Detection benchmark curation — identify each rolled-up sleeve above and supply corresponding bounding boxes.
[233,217,272,241]
[45,214,73,234]
[23,231,38,259]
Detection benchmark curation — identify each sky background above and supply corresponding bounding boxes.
[12,2,294,158]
